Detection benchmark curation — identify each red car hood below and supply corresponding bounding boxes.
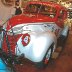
[7,13,56,30]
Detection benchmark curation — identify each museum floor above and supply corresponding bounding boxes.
[14,28,72,72]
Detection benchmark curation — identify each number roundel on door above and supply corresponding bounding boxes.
[22,33,30,46]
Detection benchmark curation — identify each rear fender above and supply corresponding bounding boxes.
[16,31,57,62]
[28,31,56,62]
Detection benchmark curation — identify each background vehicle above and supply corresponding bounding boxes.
[1,1,69,68]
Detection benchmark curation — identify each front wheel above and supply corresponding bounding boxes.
[35,44,53,68]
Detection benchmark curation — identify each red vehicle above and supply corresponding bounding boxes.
[1,1,69,68]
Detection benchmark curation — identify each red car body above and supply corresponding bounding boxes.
[2,1,68,66]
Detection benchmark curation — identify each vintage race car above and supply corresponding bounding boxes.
[2,1,69,67]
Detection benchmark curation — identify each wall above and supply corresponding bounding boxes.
[0,0,14,21]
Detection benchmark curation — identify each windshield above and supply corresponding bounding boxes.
[25,4,57,18]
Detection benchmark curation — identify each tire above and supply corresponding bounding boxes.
[35,44,53,68]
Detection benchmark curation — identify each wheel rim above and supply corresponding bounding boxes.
[44,48,51,64]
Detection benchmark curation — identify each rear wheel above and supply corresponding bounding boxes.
[35,44,53,68]
[44,48,52,65]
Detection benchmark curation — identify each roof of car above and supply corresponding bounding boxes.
[27,1,66,10]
